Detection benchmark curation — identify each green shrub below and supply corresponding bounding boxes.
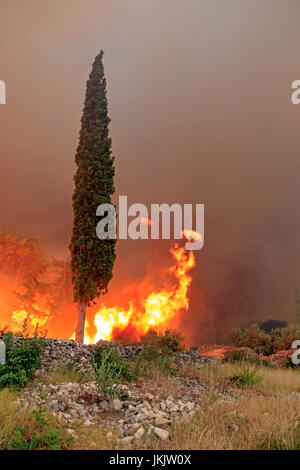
[93,346,133,397]
[134,343,179,378]
[141,329,185,354]
[228,365,262,388]
[7,405,73,450]
[0,332,46,389]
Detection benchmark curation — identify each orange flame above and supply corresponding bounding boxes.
[11,304,51,329]
[83,242,195,344]
[182,229,202,243]
[1,231,200,344]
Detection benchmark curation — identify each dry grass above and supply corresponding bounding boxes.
[195,362,300,394]
[1,359,299,450]
[71,422,119,449]
[40,363,91,385]
[142,394,300,450]
[0,388,20,448]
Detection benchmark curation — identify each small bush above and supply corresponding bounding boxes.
[242,324,273,355]
[0,332,45,389]
[141,329,185,354]
[134,343,179,379]
[6,405,73,450]
[93,346,133,397]
[228,365,262,389]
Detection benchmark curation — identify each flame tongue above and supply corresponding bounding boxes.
[86,243,195,344]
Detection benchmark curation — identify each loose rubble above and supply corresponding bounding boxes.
[18,374,239,448]
[9,335,299,448]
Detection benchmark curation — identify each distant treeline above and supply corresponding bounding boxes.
[225,322,300,355]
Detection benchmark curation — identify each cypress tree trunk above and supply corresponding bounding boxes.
[75,301,86,344]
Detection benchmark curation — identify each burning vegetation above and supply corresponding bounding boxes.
[0,227,198,345]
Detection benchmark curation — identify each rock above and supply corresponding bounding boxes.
[147,425,155,436]
[84,419,92,426]
[106,432,113,439]
[101,401,109,410]
[137,412,149,422]
[112,398,123,411]
[155,415,169,426]
[145,393,154,401]
[241,347,255,359]
[134,427,145,440]
[154,427,169,441]
[117,426,124,437]
[185,402,194,412]
[67,428,75,436]
[49,400,59,412]
[170,404,179,412]
[118,436,134,446]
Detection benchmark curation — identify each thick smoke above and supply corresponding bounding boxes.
[1,1,300,343]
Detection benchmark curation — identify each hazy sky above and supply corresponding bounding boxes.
[1,1,300,339]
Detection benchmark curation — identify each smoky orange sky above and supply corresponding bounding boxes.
[1,0,300,342]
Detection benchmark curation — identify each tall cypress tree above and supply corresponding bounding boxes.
[70,51,116,343]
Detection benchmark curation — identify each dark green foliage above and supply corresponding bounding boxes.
[140,329,185,354]
[0,331,45,389]
[7,405,73,450]
[70,51,116,306]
